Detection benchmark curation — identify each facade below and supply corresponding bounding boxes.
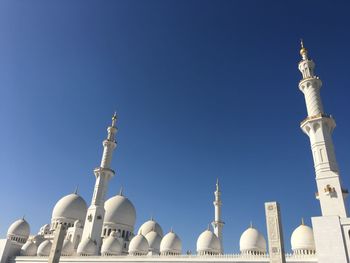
[0,43,348,263]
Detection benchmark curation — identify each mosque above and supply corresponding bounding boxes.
[0,43,349,263]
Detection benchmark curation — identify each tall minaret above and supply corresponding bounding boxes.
[298,41,348,218]
[212,179,224,253]
[81,113,118,252]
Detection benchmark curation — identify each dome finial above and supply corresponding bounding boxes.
[299,39,308,60]
[119,186,123,196]
[22,215,25,220]
[111,112,118,128]
[301,217,305,225]
[74,186,79,194]
[150,213,154,221]
[216,178,219,192]
[170,227,174,233]
[250,221,253,228]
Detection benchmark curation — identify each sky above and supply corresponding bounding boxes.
[1,0,350,254]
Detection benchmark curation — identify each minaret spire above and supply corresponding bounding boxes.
[300,39,308,60]
[298,43,347,218]
[212,179,224,254]
[79,113,118,254]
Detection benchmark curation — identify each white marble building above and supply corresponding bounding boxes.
[0,43,348,263]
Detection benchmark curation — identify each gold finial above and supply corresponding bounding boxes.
[301,217,305,225]
[299,39,308,59]
[216,178,219,191]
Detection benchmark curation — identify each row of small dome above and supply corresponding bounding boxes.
[9,217,315,256]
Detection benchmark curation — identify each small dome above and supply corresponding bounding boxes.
[239,226,266,255]
[38,224,50,235]
[101,231,123,256]
[74,220,82,228]
[129,234,149,255]
[32,235,45,246]
[145,230,162,253]
[7,218,30,241]
[196,230,220,255]
[37,240,52,256]
[291,223,315,253]
[21,240,38,256]
[52,193,87,223]
[104,195,136,227]
[160,230,182,255]
[138,219,163,237]
[77,238,98,256]
[62,239,74,256]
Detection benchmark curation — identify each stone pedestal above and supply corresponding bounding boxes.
[265,202,286,263]
[312,216,348,263]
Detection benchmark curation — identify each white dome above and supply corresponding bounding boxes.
[20,240,37,256]
[62,239,74,256]
[239,227,266,254]
[77,238,98,256]
[129,234,149,255]
[291,223,315,252]
[104,195,136,227]
[37,240,52,256]
[145,230,162,253]
[160,230,182,255]
[52,193,87,223]
[101,231,123,256]
[74,220,82,228]
[196,230,220,254]
[38,224,50,235]
[7,218,30,240]
[138,219,163,237]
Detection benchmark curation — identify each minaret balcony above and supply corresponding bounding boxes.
[94,167,115,179]
[300,113,335,135]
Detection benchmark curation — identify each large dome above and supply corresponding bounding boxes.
[104,194,136,227]
[196,229,220,255]
[239,226,266,255]
[291,223,315,253]
[101,231,123,256]
[21,240,37,256]
[52,193,87,223]
[160,230,182,255]
[129,234,149,255]
[138,219,163,237]
[7,218,30,242]
[37,240,52,256]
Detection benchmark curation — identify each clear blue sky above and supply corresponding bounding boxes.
[1,0,350,253]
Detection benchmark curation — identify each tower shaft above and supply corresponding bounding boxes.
[212,180,224,253]
[81,114,118,253]
[298,44,347,218]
